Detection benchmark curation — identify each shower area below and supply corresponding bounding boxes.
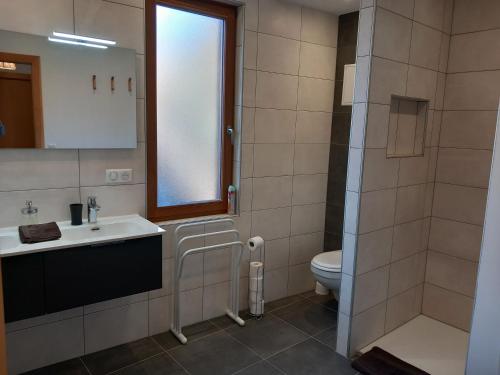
[336,0,500,374]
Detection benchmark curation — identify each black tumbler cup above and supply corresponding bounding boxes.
[70,203,83,226]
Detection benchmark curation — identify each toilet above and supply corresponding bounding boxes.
[310,250,342,296]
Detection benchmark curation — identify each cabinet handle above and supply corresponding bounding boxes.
[128,77,132,93]
[92,75,96,91]
[90,240,126,248]
[111,76,115,92]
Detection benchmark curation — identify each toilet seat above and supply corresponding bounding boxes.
[311,250,342,272]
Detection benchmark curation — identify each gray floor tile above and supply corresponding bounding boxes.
[268,339,356,375]
[23,358,89,375]
[305,293,339,311]
[314,327,337,350]
[113,354,187,375]
[227,315,308,358]
[82,338,161,375]
[210,311,253,329]
[234,361,283,375]
[154,321,220,351]
[169,331,260,375]
[265,296,304,313]
[272,300,337,335]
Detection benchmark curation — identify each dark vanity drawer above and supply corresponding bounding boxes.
[44,236,162,313]
[2,253,45,323]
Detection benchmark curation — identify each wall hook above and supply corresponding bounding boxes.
[92,75,96,91]
[128,77,132,93]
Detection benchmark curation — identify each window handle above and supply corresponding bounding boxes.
[227,127,234,144]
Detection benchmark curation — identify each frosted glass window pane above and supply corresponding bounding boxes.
[156,5,224,207]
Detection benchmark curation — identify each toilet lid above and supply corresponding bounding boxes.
[312,250,342,272]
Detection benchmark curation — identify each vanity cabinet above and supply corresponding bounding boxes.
[2,253,45,322]
[2,235,162,323]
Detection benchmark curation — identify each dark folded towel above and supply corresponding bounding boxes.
[352,347,430,375]
[19,222,62,244]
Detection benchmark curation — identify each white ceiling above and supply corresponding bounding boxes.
[283,0,359,15]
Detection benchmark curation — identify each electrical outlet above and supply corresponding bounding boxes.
[106,169,133,184]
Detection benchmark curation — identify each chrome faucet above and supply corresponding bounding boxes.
[87,196,100,224]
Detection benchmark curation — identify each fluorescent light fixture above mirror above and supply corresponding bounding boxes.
[52,32,116,46]
[48,37,108,49]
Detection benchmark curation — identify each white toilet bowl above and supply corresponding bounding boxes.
[310,250,342,295]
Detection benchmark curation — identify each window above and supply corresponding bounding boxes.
[146,0,236,221]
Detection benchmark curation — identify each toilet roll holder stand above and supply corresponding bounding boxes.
[171,218,246,344]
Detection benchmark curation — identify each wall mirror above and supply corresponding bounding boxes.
[0,29,137,149]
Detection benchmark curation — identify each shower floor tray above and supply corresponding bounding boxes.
[360,315,469,375]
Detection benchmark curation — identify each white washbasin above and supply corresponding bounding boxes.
[0,215,164,257]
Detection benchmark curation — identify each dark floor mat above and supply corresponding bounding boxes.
[352,346,431,375]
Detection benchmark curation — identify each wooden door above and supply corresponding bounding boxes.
[0,71,35,148]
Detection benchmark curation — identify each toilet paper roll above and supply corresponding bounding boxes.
[247,236,264,252]
[249,261,264,278]
[250,299,264,316]
[249,276,264,291]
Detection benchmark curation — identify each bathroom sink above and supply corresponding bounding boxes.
[0,214,164,257]
[0,234,20,251]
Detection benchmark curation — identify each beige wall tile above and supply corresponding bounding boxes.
[75,0,144,53]
[264,237,290,270]
[436,148,492,188]
[448,29,500,73]
[439,33,450,73]
[409,22,442,70]
[433,183,487,226]
[413,0,446,31]
[287,263,316,295]
[84,301,148,353]
[258,0,301,39]
[299,43,337,80]
[241,144,254,178]
[369,57,408,105]
[203,282,230,320]
[256,72,298,110]
[243,69,257,107]
[354,56,371,103]
[359,189,397,233]
[148,295,171,336]
[388,252,426,297]
[440,111,497,150]
[444,71,500,111]
[244,31,257,69]
[365,104,390,149]
[293,144,330,175]
[395,184,427,224]
[204,248,231,286]
[251,207,291,240]
[398,153,430,186]
[452,0,500,34]
[79,143,146,186]
[422,283,473,331]
[429,218,483,261]
[179,288,203,326]
[253,144,293,177]
[392,219,426,262]
[295,111,332,144]
[7,317,84,374]
[435,73,446,111]
[298,77,335,112]
[353,266,389,315]
[252,176,293,210]
[291,203,326,235]
[351,103,368,149]
[362,149,399,192]
[0,0,73,37]
[0,188,80,227]
[264,267,289,301]
[0,150,79,191]
[292,174,328,205]
[406,66,437,108]
[373,8,412,63]
[344,191,360,235]
[80,184,145,217]
[385,285,421,333]
[346,147,363,192]
[244,0,258,31]
[350,302,386,354]
[257,33,300,75]
[254,109,296,144]
[377,0,414,18]
[242,107,255,144]
[356,228,393,275]
[426,251,478,297]
[239,178,253,212]
[301,7,338,47]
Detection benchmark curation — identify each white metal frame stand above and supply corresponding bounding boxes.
[171,218,246,344]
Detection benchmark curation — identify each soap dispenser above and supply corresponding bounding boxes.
[21,200,39,225]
